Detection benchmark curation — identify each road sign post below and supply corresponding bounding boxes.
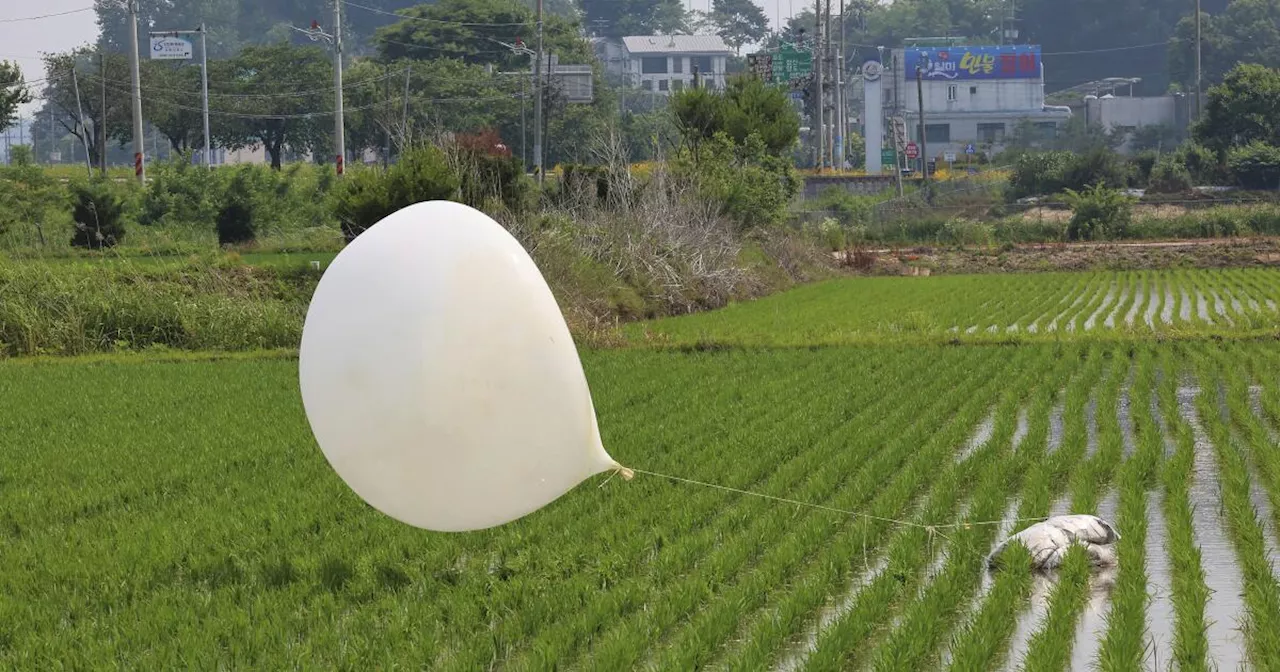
[149,28,211,169]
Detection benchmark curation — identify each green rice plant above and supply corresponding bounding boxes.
[944,543,1036,670]
[1019,545,1095,671]
[581,348,1045,672]
[796,350,1065,672]
[1152,348,1211,671]
[1097,348,1160,670]
[1185,347,1280,665]
[495,347,1000,670]
[865,386,1050,670]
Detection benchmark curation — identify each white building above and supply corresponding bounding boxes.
[1083,93,1190,152]
[596,35,732,94]
[880,43,1071,162]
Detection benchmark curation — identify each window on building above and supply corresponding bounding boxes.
[948,85,958,101]
[1034,121,1058,139]
[925,123,950,144]
[658,79,669,92]
[671,79,684,91]
[970,86,978,95]
[641,57,668,74]
[642,79,653,91]
[977,122,1005,143]
[672,57,683,74]
[691,55,714,75]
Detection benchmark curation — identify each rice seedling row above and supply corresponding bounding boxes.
[627,269,1280,348]
[864,360,1071,671]
[795,348,1068,672]
[1185,347,1280,666]
[553,349,999,671]
[634,349,1038,672]
[1097,349,1161,670]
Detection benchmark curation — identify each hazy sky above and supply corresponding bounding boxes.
[0,0,802,118]
[2,4,101,117]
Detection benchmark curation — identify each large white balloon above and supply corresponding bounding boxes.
[298,200,630,532]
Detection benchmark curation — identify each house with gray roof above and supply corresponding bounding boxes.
[595,35,732,94]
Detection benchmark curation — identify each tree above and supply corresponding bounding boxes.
[719,75,799,155]
[670,74,799,159]
[214,43,333,169]
[374,0,592,67]
[40,48,134,169]
[1170,0,1280,89]
[375,0,536,67]
[580,0,688,39]
[143,61,212,153]
[670,86,722,158]
[709,0,770,54]
[0,61,31,133]
[96,0,244,59]
[1193,63,1280,152]
[342,57,523,162]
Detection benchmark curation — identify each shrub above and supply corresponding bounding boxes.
[69,178,128,249]
[1227,141,1280,190]
[674,132,800,231]
[1173,142,1225,185]
[450,129,535,213]
[0,162,59,242]
[1147,155,1194,194]
[329,143,460,243]
[1061,148,1132,193]
[138,155,208,227]
[1128,151,1158,187]
[1007,151,1072,200]
[812,186,874,227]
[1062,182,1134,241]
[216,197,255,247]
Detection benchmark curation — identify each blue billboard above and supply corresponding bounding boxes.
[903,45,1041,80]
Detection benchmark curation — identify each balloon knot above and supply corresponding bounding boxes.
[615,465,635,481]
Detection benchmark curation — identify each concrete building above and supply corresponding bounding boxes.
[595,35,732,94]
[879,43,1071,162]
[1082,93,1192,152]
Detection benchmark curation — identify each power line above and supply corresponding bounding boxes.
[342,0,531,27]
[376,36,516,57]
[98,81,524,119]
[1042,40,1176,56]
[0,7,94,23]
[79,69,415,99]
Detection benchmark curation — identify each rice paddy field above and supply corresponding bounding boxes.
[5,268,1280,670]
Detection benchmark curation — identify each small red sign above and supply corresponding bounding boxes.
[905,142,919,159]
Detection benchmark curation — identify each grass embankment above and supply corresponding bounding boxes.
[0,232,828,357]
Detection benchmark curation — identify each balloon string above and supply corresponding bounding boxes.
[617,466,1052,532]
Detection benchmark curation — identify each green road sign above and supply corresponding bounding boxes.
[881,148,896,166]
[772,45,813,84]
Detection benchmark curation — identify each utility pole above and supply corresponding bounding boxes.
[534,0,545,183]
[403,64,411,151]
[128,0,145,182]
[837,0,845,170]
[200,25,211,168]
[99,49,107,176]
[334,0,345,176]
[71,64,93,178]
[916,58,928,193]
[814,0,824,170]
[825,0,834,170]
[383,64,391,168]
[1194,0,1202,121]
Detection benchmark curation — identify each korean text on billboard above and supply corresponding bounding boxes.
[904,45,1041,80]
